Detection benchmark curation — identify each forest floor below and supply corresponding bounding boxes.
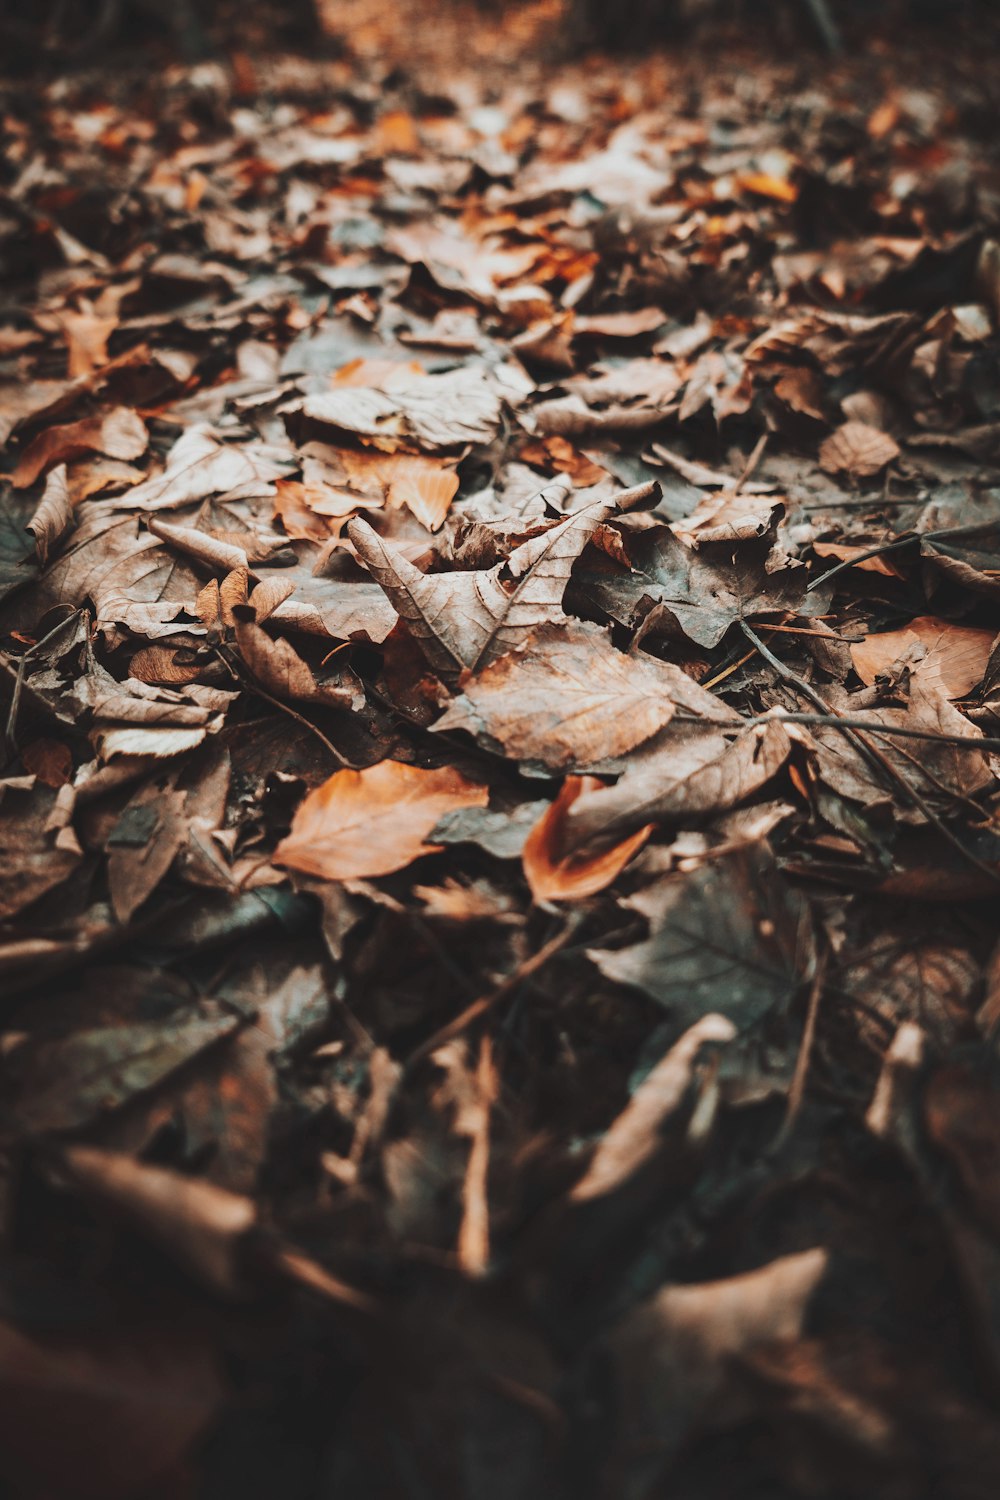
[2,4,1000,1497]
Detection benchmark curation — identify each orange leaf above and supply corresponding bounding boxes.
[851,616,996,699]
[812,540,904,579]
[736,172,798,204]
[338,449,459,531]
[331,358,425,388]
[275,761,488,881]
[522,777,652,902]
[273,479,339,541]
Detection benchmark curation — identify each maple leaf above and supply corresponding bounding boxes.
[579,524,825,649]
[349,491,647,679]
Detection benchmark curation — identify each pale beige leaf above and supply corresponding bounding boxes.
[120,426,286,511]
[26,463,73,567]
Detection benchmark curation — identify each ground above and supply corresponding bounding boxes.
[2,4,1000,1497]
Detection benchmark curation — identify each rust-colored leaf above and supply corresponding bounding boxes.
[523,776,653,901]
[851,615,995,698]
[13,407,148,488]
[275,760,488,880]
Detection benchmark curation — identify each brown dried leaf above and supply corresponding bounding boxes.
[26,462,73,567]
[851,615,995,698]
[435,619,732,769]
[234,616,357,710]
[673,490,783,547]
[350,492,636,680]
[107,779,189,923]
[567,719,790,846]
[819,420,900,477]
[128,645,204,686]
[275,760,488,880]
[812,539,905,579]
[122,426,286,511]
[574,306,666,338]
[298,368,503,452]
[606,1248,828,1477]
[570,1014,737,1204]
[20,737,73,787]
[12,407,148,488]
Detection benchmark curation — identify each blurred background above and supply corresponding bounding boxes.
[2,0,999,73]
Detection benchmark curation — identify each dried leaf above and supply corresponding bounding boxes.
[567,719,791,846]
[12,407,148,489]
[25,462,73,566]
[819,420,900,477]
[570,1014,736,1206]
[581,522,822,649]
[523,777,653,901]
[275,760,488,880]
[297,368,504,452]
[121,426,286,511]
[851,615,995,698]
[234,616,358,710]
[590,842,814,1023]
[350,497,624,679]
[435,619,732,770]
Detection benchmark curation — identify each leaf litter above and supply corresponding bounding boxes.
[2,2,1000,1496]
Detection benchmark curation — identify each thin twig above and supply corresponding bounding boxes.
[807,519,1000,593]
[806,532,918,591]
[751,711,1000,754]
[214,646,355,768]
[702,646,759,690]
[741,623,1000,886]
[733,432,768,495]
[404,916,581,1073]
[775,947,828,1148]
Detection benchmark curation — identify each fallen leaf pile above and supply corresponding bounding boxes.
[3,2,1000,1496]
